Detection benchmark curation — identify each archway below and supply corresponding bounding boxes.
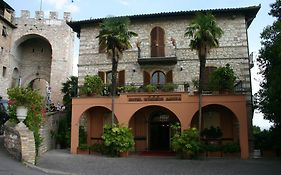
[15,34,52,88]
[80,106,118,146]
[191,104,239,140]
[129,105,180,152]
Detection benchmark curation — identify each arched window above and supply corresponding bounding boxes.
[11,68,20,88]
[151,71,165,85]
[150,27,165,57]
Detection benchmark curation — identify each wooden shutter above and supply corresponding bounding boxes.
[98,71,105,83]
[203,66,217,90]
[166,70,173,83]
[143,71,150,85]
[150,27,165,57]
[118,70,125,86]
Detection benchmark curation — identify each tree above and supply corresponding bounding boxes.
[96,17,137,125]
[185,12,223,132]
[257,0,281,126]
[256,0,281,154]
[60,76,78,148]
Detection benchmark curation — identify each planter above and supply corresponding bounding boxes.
[119,151,129,157]
[77,148,89,155]
[207,151,222,157]
[16,106,28,127]
[223,152,240,158]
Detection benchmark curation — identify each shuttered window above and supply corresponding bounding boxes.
[118,70,125,86]
[150,27,165,57]
[166,70,173,83]
[203,66,217,90]
[143,71,150,85]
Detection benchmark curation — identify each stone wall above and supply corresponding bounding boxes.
[4,121,36,165]
[39,111,66,155]
[78,15,251,91]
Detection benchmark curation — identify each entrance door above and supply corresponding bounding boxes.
[150,122,170,150]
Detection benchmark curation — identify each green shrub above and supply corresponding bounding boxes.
[171,123,203,158]
[81,75,104,96]
[7,87,44,156]
[222,142,240,153]
[162,83,178,92]
[145,84,157,92]
[209,64,236,91]
[102,124,134,156]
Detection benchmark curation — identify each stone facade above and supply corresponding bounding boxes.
[76,14,252,94]
[0,2,74,105]
[0,0,16,99]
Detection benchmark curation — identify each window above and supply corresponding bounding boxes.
[151,71,165,85]
[150,27,165,57]
[2,66,7,77]
[98,70,125,87]
[2,26,7,37]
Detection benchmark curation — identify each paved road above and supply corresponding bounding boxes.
[1,134,281,175]
[37,149,281,175]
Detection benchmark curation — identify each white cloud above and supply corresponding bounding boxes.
[44,0,79,12]
[117,0,135,6]
[66,3,79,13]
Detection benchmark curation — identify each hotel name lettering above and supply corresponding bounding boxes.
[128,95,181,102]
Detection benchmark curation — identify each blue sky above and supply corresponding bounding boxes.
[5,0,276,129]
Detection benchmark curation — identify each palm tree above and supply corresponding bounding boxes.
[96,17,137,125]
[185,12,223,132]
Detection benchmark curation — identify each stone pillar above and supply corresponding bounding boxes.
[16,124,36,165]
[4,123,36,165]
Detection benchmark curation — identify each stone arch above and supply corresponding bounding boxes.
[12,34,52,54]
[14,34,52,94]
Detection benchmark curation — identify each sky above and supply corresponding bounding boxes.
[5,0,276,129]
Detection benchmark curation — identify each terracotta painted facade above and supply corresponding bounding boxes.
[68,6,260,159]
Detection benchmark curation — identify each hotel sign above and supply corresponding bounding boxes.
[127,94,181,102]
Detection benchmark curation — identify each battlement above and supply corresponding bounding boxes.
[20,10,71,21]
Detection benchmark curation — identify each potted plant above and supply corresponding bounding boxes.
[145,84,157,92]
[162,83,178,92]
[171,123,203,159]
[124,84,138,93]
[77,144,90,154]
[7,87,44,156]
[81,75,104,96]
[208,64,236,93]
[201,126,223,139]
[102,124,135,157]
[191,79,199,94]
[222,142,240,157]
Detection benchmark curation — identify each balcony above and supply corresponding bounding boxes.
[137,45,177,65]
[138,56,177,65]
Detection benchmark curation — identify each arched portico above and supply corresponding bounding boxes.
[71,94,248,159]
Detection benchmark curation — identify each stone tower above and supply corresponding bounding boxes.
[2,10,74,104]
